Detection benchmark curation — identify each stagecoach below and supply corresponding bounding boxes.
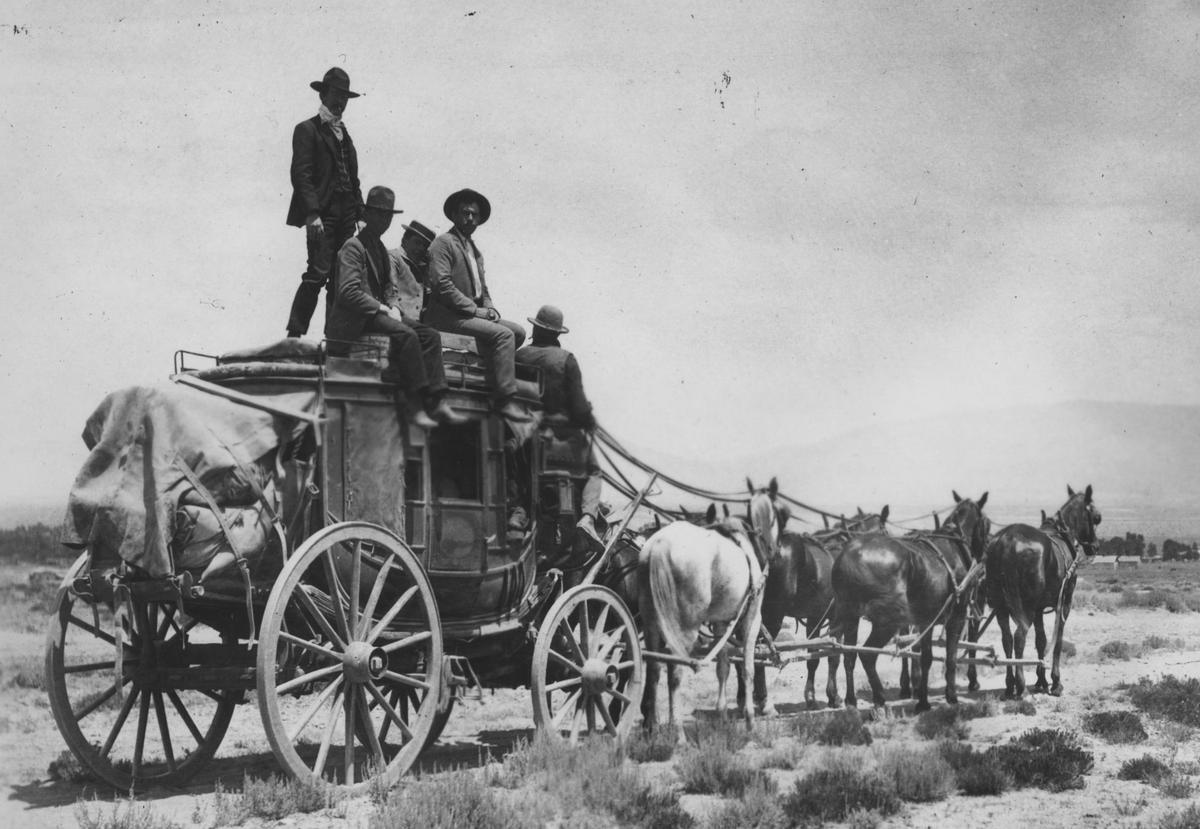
[45,334,651,793]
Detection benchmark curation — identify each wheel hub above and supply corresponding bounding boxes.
[580,658,617,696]
[343,642,387,684]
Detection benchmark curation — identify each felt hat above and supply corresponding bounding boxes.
[443,188,491,224]
[528,304,569,334]
[401,220,436,244]
[363,186,403,214]
[311,67,361,98]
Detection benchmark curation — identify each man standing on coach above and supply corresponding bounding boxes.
[425,189,530,422]
[285,67,364,338]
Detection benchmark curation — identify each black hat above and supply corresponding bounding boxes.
[528,305,569,334]
[363,186,403,214]
[311,67,361,98]
[443,188,491,224]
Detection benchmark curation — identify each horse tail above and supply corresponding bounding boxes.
[647,540,694,660]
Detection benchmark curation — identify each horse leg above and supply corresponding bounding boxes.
[666,663,680,726]
[824,624,843,709]
[715,627,731,721]
[1031,613,1050,694]
[913,629,935,713]
[943,612,965,707]
[739,588,765,727]
[994,610,1017,698]
[641,622,661,730]
[898,627,912,698]
[862,622,898,710]
[1011,613,1031,698]
[748,609,782,717]
[966,612,981,693]
[835,612,860,709]
[1049,606,1067,696]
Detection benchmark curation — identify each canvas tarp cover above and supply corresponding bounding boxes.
[63,382,317,576]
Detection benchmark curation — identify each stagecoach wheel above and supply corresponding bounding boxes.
[531,585,644,741]
[257,522,442,793]
[45,552,237,791]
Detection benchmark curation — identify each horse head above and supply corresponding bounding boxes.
[945,490,991,562]
[746,476,786,563]
[1060,485,1102,555]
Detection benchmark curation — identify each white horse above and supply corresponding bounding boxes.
[637,504,768,728]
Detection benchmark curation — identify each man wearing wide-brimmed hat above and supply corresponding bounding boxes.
[326,186,467,429]
[397,219,437,320]
[425,188,530,422]
[516,305,603,544]
[285,67,364,338]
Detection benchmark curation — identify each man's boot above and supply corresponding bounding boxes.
[427,395,469,425]
[497,397,533,423]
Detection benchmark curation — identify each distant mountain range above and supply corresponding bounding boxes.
[619,400,1200,540]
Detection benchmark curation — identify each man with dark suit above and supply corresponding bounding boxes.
[326,186,466,429]
[285,67,364,338]
[425,188,530,422]
[398,219,436,320]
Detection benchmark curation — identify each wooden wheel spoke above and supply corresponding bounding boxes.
[548,648,583,675]
[73,679,126,720]
[590,604,611,657]
[278,662,343,695]
[551,689,582,729]
[358,554,396,639]
[279,631,341,662]
[594,694,618,734]
[558,619,587,666]
[67,613,123,650]
[348,540,362,638]
[379,631,434,654]
[365,682,414,742]
[344,685,356,784]
[100,689,140,758]
[578,601,591,655]
[63,658,135,675]
[545,676,582,693]
[165,689,204,745]
[366,586,419,644]
[293,586,348,651]
[152,691,176,772]
[596,626,629,661]
[381,670,431,692]
[356,686,385,772]
[313,687,344,780]
[288,677,343,744]
[607,686,633,707]
[321,550,353,643]
[132,691,151,779]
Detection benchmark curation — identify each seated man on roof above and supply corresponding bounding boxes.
[516,305,604,544]
[425,188,531,423]
[325,185,467,429]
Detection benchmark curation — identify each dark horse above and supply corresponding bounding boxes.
[737,478,889,713]
[831,491,991,712]
[985,485,1101,698]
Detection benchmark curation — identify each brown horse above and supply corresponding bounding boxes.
[985,485,1101,698]
[831,491,991,712]
[737,479,890,713]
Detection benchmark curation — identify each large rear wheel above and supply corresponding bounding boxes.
[531,585,643,741]
[45,553,237,791]
[257,523,442,793]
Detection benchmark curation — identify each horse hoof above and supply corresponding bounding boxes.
[1050,686,1063,697]
[914,701,931,713]
[968,681,981,693]
[828,697,842,709]
[806,699,819,711]
[757,704,777,718]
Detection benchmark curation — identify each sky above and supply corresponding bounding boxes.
[2,1,1199,512]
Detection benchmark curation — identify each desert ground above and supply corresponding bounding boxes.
[3,559,1200,828]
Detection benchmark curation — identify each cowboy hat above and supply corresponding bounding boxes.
[363,186,403,214]
[443,188,491,224]
[528,304,569,334]
[310,67,361,98]
[401,220,436,245]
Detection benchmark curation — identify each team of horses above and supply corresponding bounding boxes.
[626,479,1102,728]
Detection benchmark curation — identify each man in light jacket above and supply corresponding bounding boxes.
[425,188,530,422]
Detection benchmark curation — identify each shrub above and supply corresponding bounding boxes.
[914,706,967,740]
[626,724,679,762]
[610,786,694,829]
[48,750,92,784]
[1160,804,1200,829]
[1061,640,1077,659]
[213,774,338,823]
[1129,675,1200,727]
[988,728,1093,791]
[675,745,773,797]
[1157,774,1196,799]
[819,709,872,746]
[1003,699,1037,716]
[937,741,1009,796]
[370,771,525,829]
[702,781,787,829]
[781,768,900,823]
[74,796,181,829]
[1118,754,1171,783]
[1142,635,1185,650]
[874,744,955,802]
[683,717,753,752]
[1083,710,1148,743]
[1099,640,1136,660]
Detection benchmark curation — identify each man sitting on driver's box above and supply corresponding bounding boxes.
[325,186,467,429]
[516,305,604,544]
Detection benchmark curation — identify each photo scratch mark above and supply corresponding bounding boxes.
[714,70,732,109]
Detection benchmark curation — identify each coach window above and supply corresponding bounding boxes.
[429,422,481,501]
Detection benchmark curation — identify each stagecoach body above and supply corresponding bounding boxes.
[45,334,644,793]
